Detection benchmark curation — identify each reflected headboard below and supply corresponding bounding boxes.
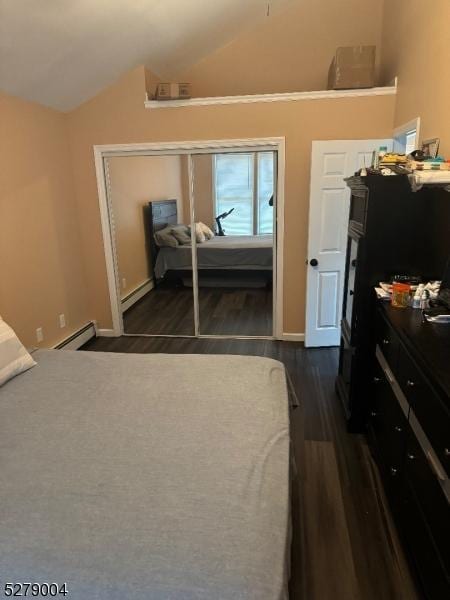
[144,199,178,277]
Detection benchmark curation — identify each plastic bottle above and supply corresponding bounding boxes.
[412,284,424,308]
[379,146,388,161]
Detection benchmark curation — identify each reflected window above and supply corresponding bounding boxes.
[214,152,274,235]
[258,152,274,234]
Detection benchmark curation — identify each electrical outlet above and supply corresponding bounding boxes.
[122,278,127,289]
[59,314,66,328]
[36,327,44,343]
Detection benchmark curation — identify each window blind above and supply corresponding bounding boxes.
[214,152,274,235]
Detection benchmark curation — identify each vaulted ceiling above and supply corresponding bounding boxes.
[0,0,294,111]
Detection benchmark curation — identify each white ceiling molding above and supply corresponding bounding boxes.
[144,85,397,109]
[0,0,293,111]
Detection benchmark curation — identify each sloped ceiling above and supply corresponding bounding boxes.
[0,0,294,111]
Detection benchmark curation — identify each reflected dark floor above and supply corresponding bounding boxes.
[123,284,273,336]
[124,286,195,336]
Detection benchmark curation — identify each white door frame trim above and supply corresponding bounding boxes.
[93,137,286,339]
[393,116,421,142]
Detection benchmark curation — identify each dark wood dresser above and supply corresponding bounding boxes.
[336,174,450,599]
[369,304,450,599]
[336,175,450,431]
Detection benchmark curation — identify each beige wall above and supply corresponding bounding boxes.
[108,155,185,300]
[192,155,215,229]
[0,91,89,348]
[2,5,447,343]
[380,0,450,156]
[67,66,395,334]
[178,0,384,98]
[180,154,215,230]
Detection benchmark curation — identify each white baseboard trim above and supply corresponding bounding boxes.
[280,332,305,342]
[121,279,154,313]
[54,322,96,350]
[96,328,118,338]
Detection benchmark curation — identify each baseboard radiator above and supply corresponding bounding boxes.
[54,322,96,350]
[121,279,154,313]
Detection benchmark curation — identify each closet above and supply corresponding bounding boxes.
[105,148,277,338]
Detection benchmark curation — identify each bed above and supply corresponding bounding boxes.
[0,349,291,600]
[154,234,273,279]
[146,200,273,282]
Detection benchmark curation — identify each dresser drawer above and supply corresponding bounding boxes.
[376,313,400,371]
[404,429,450,582]
[398,347,450,478]
[400,478,450,600]
[369,358,408,482]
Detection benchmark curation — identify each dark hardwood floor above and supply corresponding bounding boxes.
[123,285,273,336]
[81,335,419,600]
[124,286,195,336]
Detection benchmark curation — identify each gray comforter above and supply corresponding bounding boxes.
[155,235,273,279]
[0,350,290,599]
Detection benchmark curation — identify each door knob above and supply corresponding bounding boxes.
[310,258,319,267]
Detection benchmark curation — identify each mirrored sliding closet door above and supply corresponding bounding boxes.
[191,151,276,337]
[107,154,195,336]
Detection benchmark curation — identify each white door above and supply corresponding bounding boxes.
[305,139,392,347]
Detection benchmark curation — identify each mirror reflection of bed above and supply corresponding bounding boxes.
[108,151,275,337]
[192,150,274,336]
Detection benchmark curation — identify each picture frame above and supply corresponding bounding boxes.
[421,138,440,159]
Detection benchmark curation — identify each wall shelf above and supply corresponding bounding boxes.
[144,85,397,109]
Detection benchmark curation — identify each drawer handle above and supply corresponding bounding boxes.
[370,411,378,417]
[445,448,450,457]
[406,380,415,388]
[382,339,390,345]
[425,450,446,482]
[373,377,381,384]
[394,425,403,433]
[390,467,398,476]
[407,453,415,461]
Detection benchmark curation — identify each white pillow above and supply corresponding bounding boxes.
[190,223,206,243]
[0,319,36,387]
[198,222,215,240]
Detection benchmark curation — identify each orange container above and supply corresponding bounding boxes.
[391,282,411,308]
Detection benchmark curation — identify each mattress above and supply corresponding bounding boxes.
[0,349,290,600]
[154,234,273,279]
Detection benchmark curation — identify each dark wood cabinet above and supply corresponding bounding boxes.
[336,175,449,431]
[336,174,450,599]
[368,306,450,600]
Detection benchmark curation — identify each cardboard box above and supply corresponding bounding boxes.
[327,46,376,90]
[155,82,191,100]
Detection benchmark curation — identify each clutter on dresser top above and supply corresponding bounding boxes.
[375,258,450,324]
[375,278,441,309]
[357,140,450,191]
